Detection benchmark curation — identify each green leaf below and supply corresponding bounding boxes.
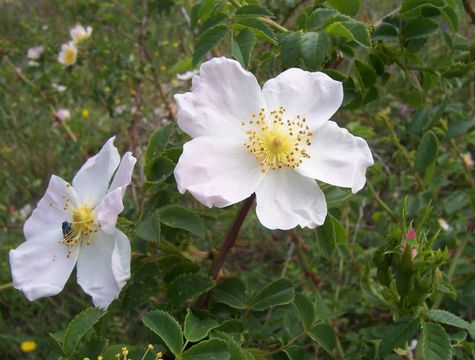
[355,60,377,89]
[445,117,475,139]
[315,215,336,258]
[142,310,183,357]
[402,18,439,39]
[136,210,160,241]
[163,261,200,283]
[419,322,453,360]
[235,4,273,17]
[248,278,294,311]
[193,24,229,65]
[213,278,247,309]
[299,32,329,69]
[62,308,107,356]
[145,156,175,182]
[166,273,215,304]
[235,17,277,44]
[327,0,361,15]
[158,205,205,238]
[293,293,316,330]
[280,32,301,67]
[308,323,336,354]
[414,130,438,172]
[401,0,446,15]
[380,317,421,355]
[326,21,371,48]
[145,125,172,166]
[184,308,219,342]
[181,339,230,360]
[231,28,256,68]
[210,331,248,360]
[427,310,474,336]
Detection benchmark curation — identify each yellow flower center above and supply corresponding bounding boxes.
[242,106,313,172]
[63,48,76,65]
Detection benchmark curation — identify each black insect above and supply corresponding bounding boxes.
[62,221,73,240]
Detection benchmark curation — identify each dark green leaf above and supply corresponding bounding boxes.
[402,18,439,39]
[62,308,107,356]
[142,310,183,357]
[166,273,215,304]
[380,318,420,355]
[136,210,160,241]
[158,205,205,238]
[248,278,294,311]
[231,29,256,68]
[414,131,438,172]
[308,323,336,354]
[419,322,453,360]
[446,118,475,139]
[355,60,377,89]
[193,24,229,65]
[181,339,230,360]
[327,0,361,15]
[163,261,200,283]
[184,308,219,342]
[427,310,473,336]
[315,215,336,258]
[293,293,316,330]
[236,5,273,17]
[213,278,247,309]
[326,21,371,47]
[299,32,329,69]
[235,17,277,44]
[280,32,301,67]
[145,156,175,182]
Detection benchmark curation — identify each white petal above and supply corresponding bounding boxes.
[297,121,374,193]
[262,69,343,131]
[174,57,266,139]
[24,175,78,239]
[95,187,124,234]
[76,229,131,309]
[9,229,78,301]
[255,169,327,230]
[72,137,120,207]
[174,136,264,208]
[109,152,136,196]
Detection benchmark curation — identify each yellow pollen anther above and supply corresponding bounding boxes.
[61,205,97,253]
[242,107,312,172]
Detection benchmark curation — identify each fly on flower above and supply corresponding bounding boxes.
[9,137,136,308]
[174,57,374,230]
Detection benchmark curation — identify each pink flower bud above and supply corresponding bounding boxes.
[55,108,70,122]
[406,229,416,240]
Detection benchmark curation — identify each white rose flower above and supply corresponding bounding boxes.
[58,42,78,66]
[27,46,44,60]
[9,137,136,308]
[174,57,373,230]
[52,83,67,92]
[70,24,93,44]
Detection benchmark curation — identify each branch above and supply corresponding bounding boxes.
[462,0,475,24]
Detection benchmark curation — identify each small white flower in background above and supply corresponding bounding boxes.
[9,137,136,308]
[18,204,32,221]
[27,46,44,60]
[174,57,373,230]
[177,70,199,81]
[463,152,474,167]
[52,83,67,92]
[54,108,71,122]
[70,24,92,44]
[58,42,78,66]
[438,218,451,231]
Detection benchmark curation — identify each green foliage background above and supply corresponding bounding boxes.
[0,0,474,359]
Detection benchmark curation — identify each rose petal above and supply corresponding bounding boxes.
[24,175,78,239]
[174,136,264,208]
[297,121,373,193]
[9,229,78,301]
[95,187,124,234]
[108,152,136,196]
[262,69,343,131]
[76,229,131,309]
[72,137,120,207]
[174,57,266,139]
[255,169,327,230]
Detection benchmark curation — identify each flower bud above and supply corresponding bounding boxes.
[54,108,71,122]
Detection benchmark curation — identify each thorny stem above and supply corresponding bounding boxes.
[198,194,255,308]
[432,235,471,309]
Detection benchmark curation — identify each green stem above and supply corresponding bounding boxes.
[0,282,13,291]
[366,181,396,220]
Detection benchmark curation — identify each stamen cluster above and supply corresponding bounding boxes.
[242,106,313,172]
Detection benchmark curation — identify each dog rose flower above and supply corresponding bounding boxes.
[9,137,136,308]
[174,57,373,230]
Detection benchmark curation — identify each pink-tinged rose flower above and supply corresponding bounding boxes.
[406,229,416,240]
[173,57,374,230]
[9,137,136,308]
